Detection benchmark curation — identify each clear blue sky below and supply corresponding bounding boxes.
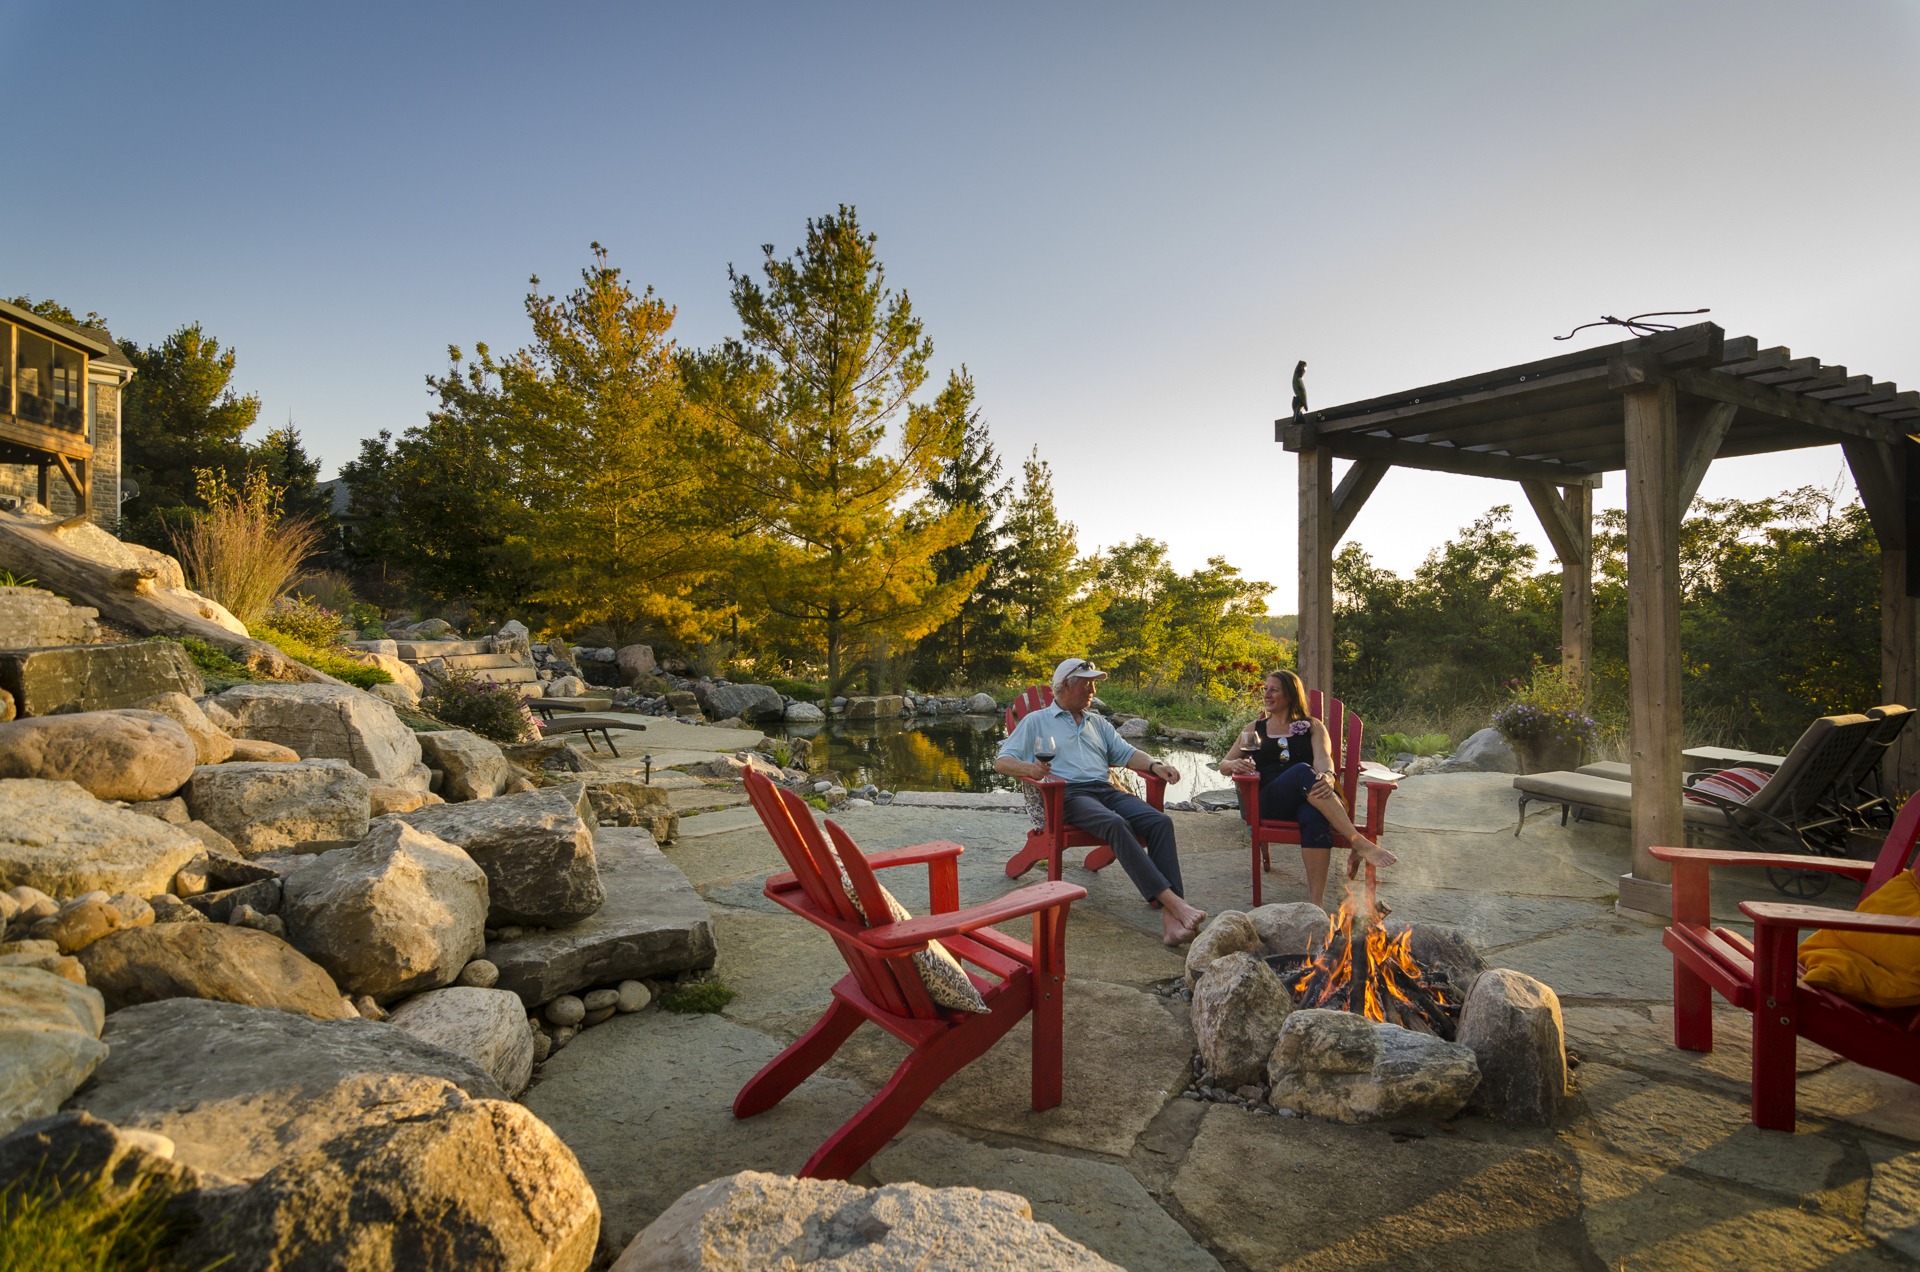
[6,1,1917,611]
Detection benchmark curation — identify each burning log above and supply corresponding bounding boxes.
[1265,892,1459,1040]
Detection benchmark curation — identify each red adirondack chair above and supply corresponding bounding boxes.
[1231,692,1397,906]
[1002,684,1167,881]
[735,769,1087,1179]
[1649,794,1920,1130]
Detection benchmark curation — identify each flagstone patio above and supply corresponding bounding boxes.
[525,772,1920,1269]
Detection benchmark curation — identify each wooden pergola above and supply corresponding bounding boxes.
[1282,323,1920,917]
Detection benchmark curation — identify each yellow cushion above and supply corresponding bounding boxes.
[1799,871,1920,1007]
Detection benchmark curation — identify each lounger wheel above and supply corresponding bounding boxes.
[1767,866,1832,899]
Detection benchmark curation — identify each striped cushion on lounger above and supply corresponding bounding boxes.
[1683,766,1771,806]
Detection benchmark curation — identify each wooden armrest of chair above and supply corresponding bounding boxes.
[1649,844,1874,879]
[864,840,964,912]
[863,881,1089,951]
[1740,902,1920,937]
[864,841,965,869]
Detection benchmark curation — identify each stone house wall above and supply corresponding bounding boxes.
[0,374,124,531]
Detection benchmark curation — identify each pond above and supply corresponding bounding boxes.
[761,714,1236,805]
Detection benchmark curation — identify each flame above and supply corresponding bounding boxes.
[1286,894,1452,1026]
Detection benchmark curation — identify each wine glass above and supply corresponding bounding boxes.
[1034,734,1057,771]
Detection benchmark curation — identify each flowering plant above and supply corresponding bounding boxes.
[1491,659,1598,748]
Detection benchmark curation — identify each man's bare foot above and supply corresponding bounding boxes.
[1161,905,1208,946]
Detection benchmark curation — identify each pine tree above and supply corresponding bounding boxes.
[685,207,979,693]
[119,324,260,545]
[248,419,329,524]
[999,448,1102,677]
[911,369,1013,687]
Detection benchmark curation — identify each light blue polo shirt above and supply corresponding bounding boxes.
[998,702,1138,785]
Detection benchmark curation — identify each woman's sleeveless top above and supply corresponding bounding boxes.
[1250,717,1314,779]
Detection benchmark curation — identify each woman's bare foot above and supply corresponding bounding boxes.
[1344,835,1397,872]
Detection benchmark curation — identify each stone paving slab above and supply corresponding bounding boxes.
[665,786,748,813]
[888,789,1025,810]
[523,1010,870,1259]
[675,806,766,840]
[1490,916,1679,1000]
[871,1127,1222,1271]
[1169,1104,1588,1270]
[1387,771,1526,832]
[588,717,765,753]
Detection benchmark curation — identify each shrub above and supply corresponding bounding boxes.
[765,677,824,703]
[421,669,537,743]
[345,601,384,630]
[0,1174,200,1272]
[253,628,392,690]
[175,635,256,684]
[291,568,357,613]
[659,980,736,1014]
[1491,659,1596,748]
[1374,731,1450,763]
[168,468,322,626]
[258,594,348,647]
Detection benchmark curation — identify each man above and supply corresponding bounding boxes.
[994,658,1209,945]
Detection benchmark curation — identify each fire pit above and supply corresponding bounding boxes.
[1181,895,1569,1125]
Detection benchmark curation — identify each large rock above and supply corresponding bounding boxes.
[385,985,536,1095]
[76,921,352,1020]
[966,692,998,714]
[1267,1009,1480,1123]
[842,694,905,720]
[784,699,825,722]
[0,1110,206,1221]
[1184,910,1262,991]
[66,998,506,1181]
[0,710,196,801]
[417,729,510,802]
[0,778,204,897]
[0,640,203,717]
[695,681,786,722]
[486,828,714,1006]
[1249,901,1332,955]
[614,1170,1117,1271]
[399,784,603,927]
[0,966,107,1134]
[1191,952,1293,1088]
[1451,727,1519,774]
[616,644,656,684]
[178,1092,598,1272]
[280,820,489,1003]
[186,759,372,856]
[212,682,425,785]
[1456,968,1567,1124]
[131,691,234,765]
[1386,921,1488,998]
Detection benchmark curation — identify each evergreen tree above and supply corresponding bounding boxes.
[999,448,1101,676]
[911,369,1014,687]
[119,324,259,544]
[685,207,979,693]
[247,419,329,524]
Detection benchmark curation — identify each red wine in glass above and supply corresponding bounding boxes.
[1035,734,1057,767]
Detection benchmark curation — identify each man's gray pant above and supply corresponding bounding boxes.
[1063,782,1184,901]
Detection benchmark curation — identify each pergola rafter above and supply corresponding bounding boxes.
[1281,323,1920,918]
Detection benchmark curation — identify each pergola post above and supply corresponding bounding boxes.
[1297,446,1334,692]
[1844,438,1920,791]
[1621,379,1683,915]
[1521,481,1593,704]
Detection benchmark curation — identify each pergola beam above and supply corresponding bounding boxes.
[1331,458,1389,543]
[1673,367,1905,445]
[1281,424,1603,487]
[1675,400,1738,515]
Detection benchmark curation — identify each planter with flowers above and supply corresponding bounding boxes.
[1491,660,1598,774]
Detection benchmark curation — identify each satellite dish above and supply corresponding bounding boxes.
[119,479,139,504]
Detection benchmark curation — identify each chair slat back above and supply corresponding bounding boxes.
[1863,795,1920,898]
[1749,715,1876,818]
[1006,685,1053,733]
[824,820,942,1020]
[1307,690,1364,809]
[743,771,855,923]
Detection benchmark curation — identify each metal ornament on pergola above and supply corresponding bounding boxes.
[1280,323,1920,918]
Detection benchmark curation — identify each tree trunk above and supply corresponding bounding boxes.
[0,511,342,686]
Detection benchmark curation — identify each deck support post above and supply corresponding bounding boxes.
[1622,379,1683,913]
[1521,480,1594,706]
[1297,446,1334,694]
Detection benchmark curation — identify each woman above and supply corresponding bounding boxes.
[1219,670,1396,906]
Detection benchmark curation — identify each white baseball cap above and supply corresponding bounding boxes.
[1051,658,1109,691]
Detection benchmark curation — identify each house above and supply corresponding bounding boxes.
[0,298,134,528]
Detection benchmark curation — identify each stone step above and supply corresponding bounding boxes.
[463,666,539,684]
[435,652,528,670]
[393,640,493,659]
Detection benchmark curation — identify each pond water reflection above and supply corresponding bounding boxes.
[762,715,1233,804]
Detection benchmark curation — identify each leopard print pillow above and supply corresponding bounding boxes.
[834,872,991,1015]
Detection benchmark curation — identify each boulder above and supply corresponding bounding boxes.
[843,694,905,720]
[410,618,455,639]
[385,986,536,1095]
[0,688,11,722]
[615,644,656,684]
[664,690,701,716]
[370,680,420,710]
[486,827,714,1006]
[131,795,189,825]
[416,729,510,802]
[186,760,372,856]
[0,966,107,1134]
[0,710,196,801]
[696,681,786,722]
[1117,716,1151,739]
[0,640,203,718]
[77,921,352,1020]
[784,699,826,722]
[1451,727,1519,774]
[1183,910,1262,990]
[31,898,121,952]
[130,691,233,765]
[499,620,531,642]
[613,1170,1116,1271]
[0,1110,205,1222]
[67,998,506,1181]
[398,785,603,927]
[1249,901,1332,955]
[1191,952,1293,1088]
[280,820,489,1002]
[966,692,998,714]
[0,779,204,898]
[211,682,425,785]
[1267,1009,1481,1123]
[370,781,438,815]
[345,649,423,696]
[547,674,588,698]
[227,737,301,763]
[1457,968,1568,1124]
[176,1092,598,1272]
